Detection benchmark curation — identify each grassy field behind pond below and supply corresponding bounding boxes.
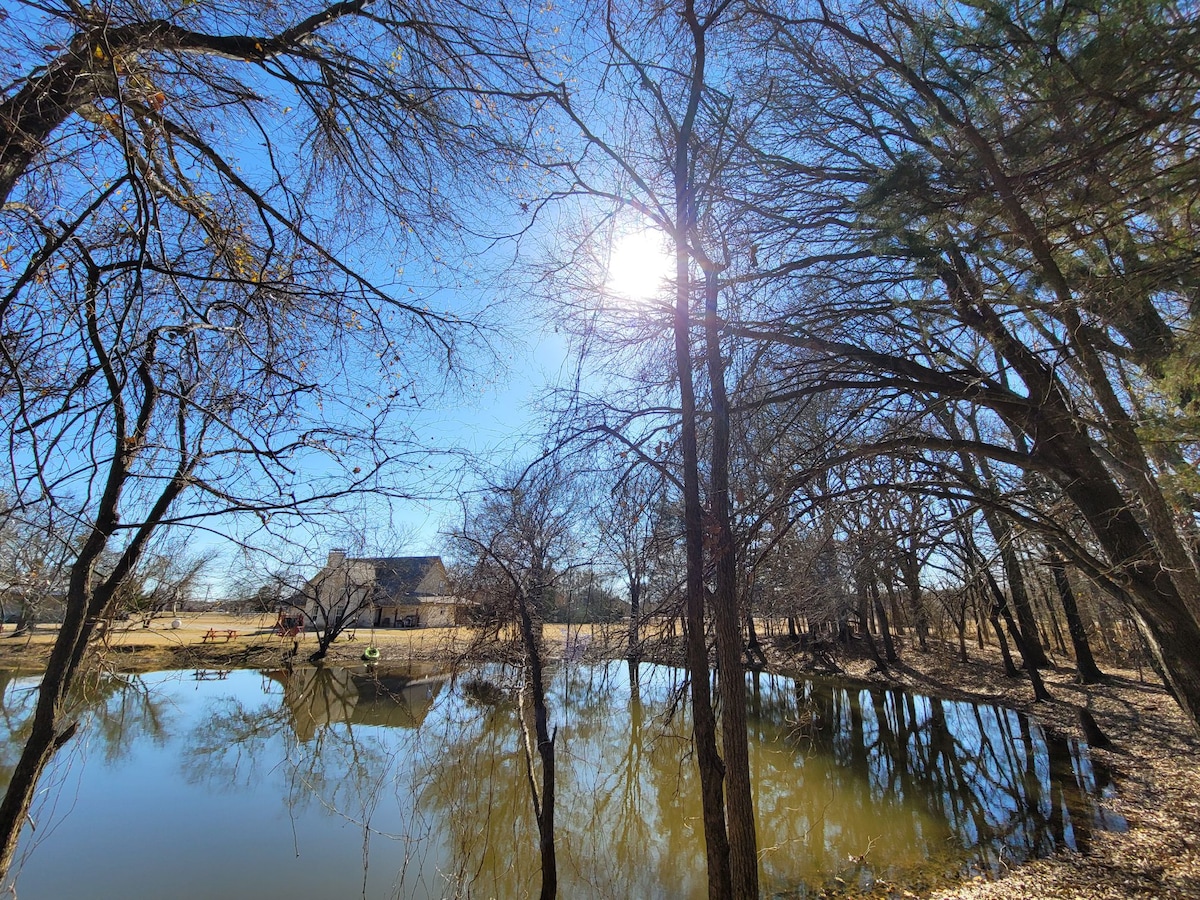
[0,612,1196,899]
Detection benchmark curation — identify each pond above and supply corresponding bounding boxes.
[0,662,1122,898]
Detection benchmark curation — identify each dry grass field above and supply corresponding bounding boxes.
[0,611,629,670]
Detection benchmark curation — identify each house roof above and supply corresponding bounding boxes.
[354,555,447,600]
[282,554,452,612]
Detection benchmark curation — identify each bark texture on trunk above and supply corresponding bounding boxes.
[1048,551,1104,685]
[704,271,760,899]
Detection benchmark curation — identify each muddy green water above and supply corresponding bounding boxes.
[0,662,1121,898]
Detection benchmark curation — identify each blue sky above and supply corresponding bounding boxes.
[0,0,681,597]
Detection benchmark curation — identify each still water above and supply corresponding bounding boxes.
[0,663,1122,898]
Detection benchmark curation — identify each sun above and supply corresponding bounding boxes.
[606,230,674,303]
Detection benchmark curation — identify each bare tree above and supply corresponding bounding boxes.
[0,0,544,883]
[446,462,584,900]
[695,0,1200,730]
[594,464,672,662]
[277,550,380,662]
[0,504,75,633]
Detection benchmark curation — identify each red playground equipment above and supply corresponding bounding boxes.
[275,612,304,637]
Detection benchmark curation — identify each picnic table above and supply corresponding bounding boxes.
[201,628,237,643]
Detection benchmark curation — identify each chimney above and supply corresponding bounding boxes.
[327,549,347,567]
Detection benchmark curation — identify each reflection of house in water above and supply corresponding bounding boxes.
[264,666,448,742]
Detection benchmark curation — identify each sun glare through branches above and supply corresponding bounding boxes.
[605,230,673,304]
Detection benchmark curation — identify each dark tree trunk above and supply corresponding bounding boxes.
[627,577,641,662]
[858,588,885,669]
[703,270,760,899]
[986,568,1052,701]
[900,551,928,652]
[744,613,765,668]
[997,537,1049,668]
[973,588,988,649]
[673,163,731,900]
[0,418,189,884]
[1047,552,1104,684]
[513,571,554,900]
[667,8,743,892]
[990,607,1019,677]
[870,577,898,664]
[1038,580,1069,655]
[1054,455,1200,730]
[944,249,1200,730]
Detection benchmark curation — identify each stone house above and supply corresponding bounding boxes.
[292,550,468,630]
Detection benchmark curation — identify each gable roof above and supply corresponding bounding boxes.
[354,555,448,600]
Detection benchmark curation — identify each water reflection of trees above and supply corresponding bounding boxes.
[748,673,1123,889]
[170,663,1121,899]
[417,666,1123,898]
[0,670,170,780]
[409,662,704,900]
[0,669,171,874]
[184,667,440,827]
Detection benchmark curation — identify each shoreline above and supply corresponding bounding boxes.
[0,614,1196,898]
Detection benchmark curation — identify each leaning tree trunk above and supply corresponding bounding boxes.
[1046,432,1200,731]
[989,606,1019,677]
[0,440,188,885]
[869,576,898,664]
[947,252,1200,731]
[984,568,1051,700]
[0,580,91,882]
[996,537,1049,668]
[1047,550,1104,684]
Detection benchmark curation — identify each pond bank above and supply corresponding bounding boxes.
[0,615,1196,898]
[843,649,1200,900]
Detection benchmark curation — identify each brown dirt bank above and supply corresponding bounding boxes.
[0,614,1196,899]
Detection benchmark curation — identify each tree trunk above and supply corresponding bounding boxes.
[704,270,760,899]
[859,588,885,669]
[946,253,1200,730]
[1054,451,1200,730]
[1038,580,1069,655]
[900,551,928,651]
[990,607,1019,677]
[982,511,1049,669]
[985,568,1052,701]
[515,586,556,900]
[0,439,188,884]
[627,577,641,662]
[973,586,988,649]
[870,577,898,663]
[745,612,765,668]
[1047,552,1104,684]
[673,139,731,900]
[0,598,87,881]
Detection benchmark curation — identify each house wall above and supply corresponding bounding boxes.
[300,554,467,630]
[414,562,451,597]
[420,602,458,628]
[305,559,375,629]
[372,600,462,628]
